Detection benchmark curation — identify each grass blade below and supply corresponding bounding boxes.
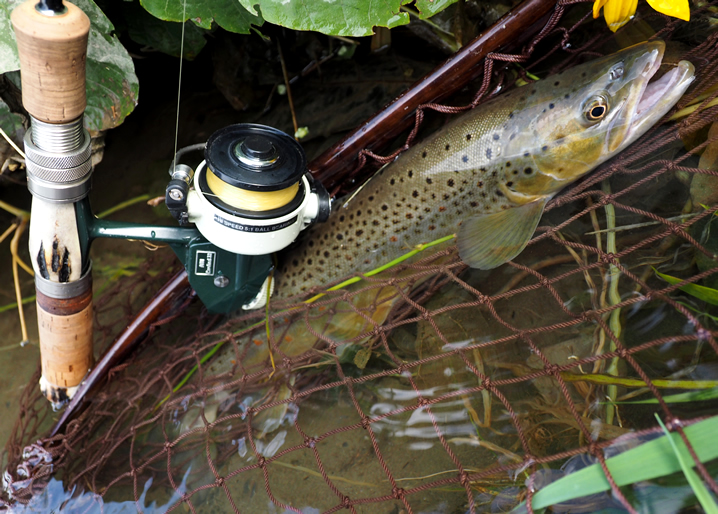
[516,415,718,511]
[654,414,718,514]
[614,387,718,404]
[655,269,718,306]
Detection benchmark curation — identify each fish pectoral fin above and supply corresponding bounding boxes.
[457,198,549,270]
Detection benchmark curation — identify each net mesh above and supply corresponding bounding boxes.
[4,1,718,512]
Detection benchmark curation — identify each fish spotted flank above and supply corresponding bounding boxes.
[276,41,694,297]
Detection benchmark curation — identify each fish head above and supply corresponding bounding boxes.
[507,40,694,197]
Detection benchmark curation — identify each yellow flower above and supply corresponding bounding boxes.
[593,0,690,32]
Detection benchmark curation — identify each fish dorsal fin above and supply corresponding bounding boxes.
[457,198,549,269]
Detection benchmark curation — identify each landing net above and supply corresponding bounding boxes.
[3,1,718,512]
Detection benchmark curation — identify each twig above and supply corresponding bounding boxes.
[15,255,33,277]
[584,214,697,235]
[602,181,622,426]
[0,127,25,160]
[329,35,359,45]
[277,40,299,136]
[265,271,276,375]
[1,220,33,277]
[96,194,152,219]
[0,223,17,245]
[670,96,718,121]
[0,200,29,218]
[10,216,29,344]
[590,195,608,376]
[563,373,718,390]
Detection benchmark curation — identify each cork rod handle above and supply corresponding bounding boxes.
[11,0,90,123]
[13,0,94,404]
[37,288,94,404]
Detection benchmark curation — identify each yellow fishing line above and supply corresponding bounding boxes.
[207,168,299,211]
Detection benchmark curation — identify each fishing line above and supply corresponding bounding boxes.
[171,0,188,173]
[341,162,390,209]
[205,169,299,211]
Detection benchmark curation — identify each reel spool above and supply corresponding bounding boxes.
[184,124,330,255]
[164,123,330,312]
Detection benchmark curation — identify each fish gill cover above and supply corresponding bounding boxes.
[3,1,718,513]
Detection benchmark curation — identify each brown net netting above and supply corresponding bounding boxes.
[4,1,718,512]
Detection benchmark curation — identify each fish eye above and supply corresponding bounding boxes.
[584,95,609,122]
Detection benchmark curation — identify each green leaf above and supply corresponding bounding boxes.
[238,0,408,36]
[78,0,140,132]
[415,0,459,19]
[140,0,263,34]
[516,415,718,511]
[141,0,414,36]
[124,3,208,60]
[139,0,466,37]
[0,0,139,133]
[0,3,21,75]
[0,98,25,147]
[294,126,309,140]
[655,414,718,514]
[655,268,718,306]
[353,347,371,369]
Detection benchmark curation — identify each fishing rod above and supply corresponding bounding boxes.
[41,0,566,436]
[11,0,331,408]
[11,0,563,411]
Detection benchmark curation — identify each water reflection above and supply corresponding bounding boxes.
[371,383,479,450]
[11,472,189,513]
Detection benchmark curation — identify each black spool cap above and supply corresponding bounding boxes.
[240,136,278,162]
[205,124,306,192]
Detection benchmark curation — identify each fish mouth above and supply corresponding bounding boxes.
[629,56,695,137]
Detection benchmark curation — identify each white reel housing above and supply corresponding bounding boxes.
[187,167,321,255]
[182,124,330,256]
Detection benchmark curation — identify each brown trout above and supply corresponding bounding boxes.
[275,41,694,298]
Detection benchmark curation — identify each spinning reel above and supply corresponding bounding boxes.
[11,0,330,405]
[164,124,330,312]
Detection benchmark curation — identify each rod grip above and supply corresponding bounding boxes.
[36,287,94,404]
[11,0,90,123]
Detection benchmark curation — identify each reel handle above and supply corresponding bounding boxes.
[11,0,90,123]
